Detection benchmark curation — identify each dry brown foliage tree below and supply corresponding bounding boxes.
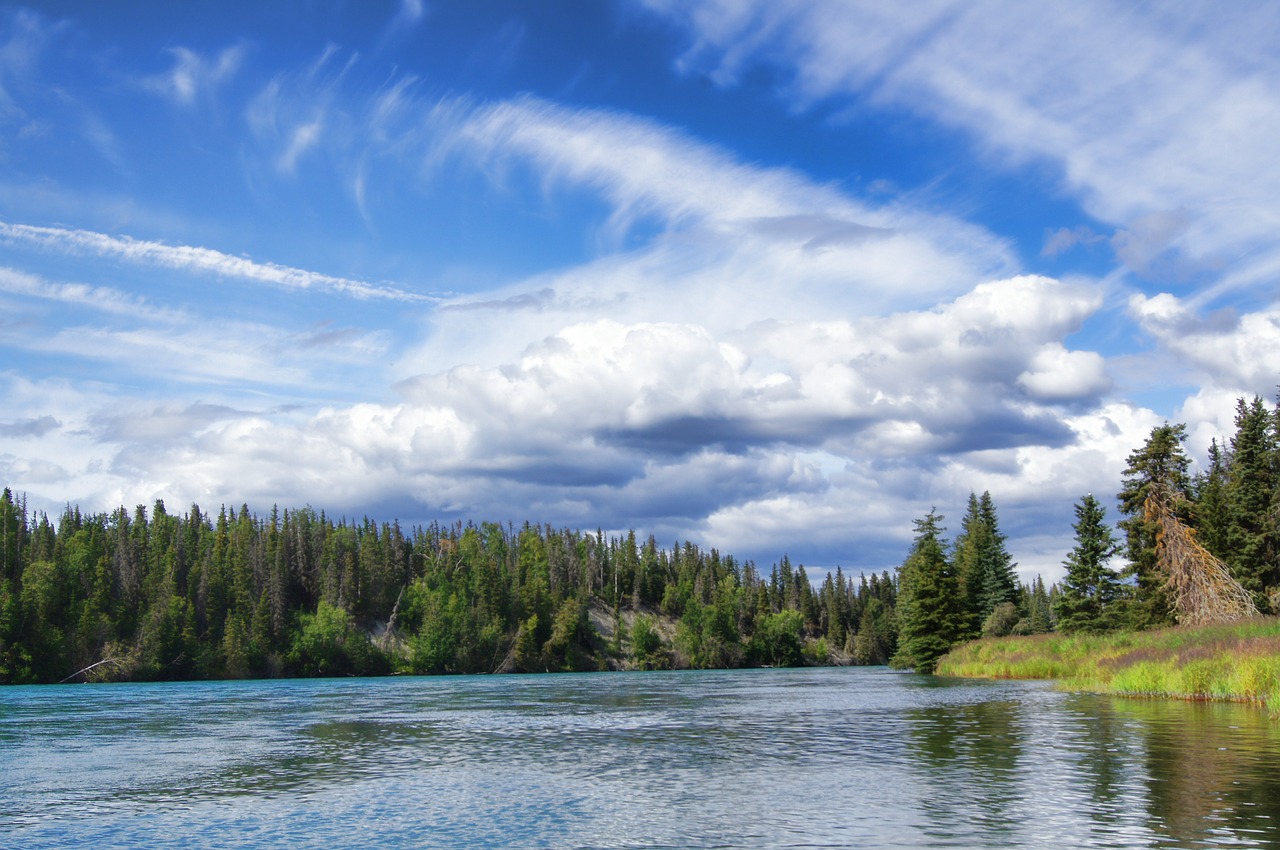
[1144,484,1259,626]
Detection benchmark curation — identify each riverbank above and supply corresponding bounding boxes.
[936,617,1280,713]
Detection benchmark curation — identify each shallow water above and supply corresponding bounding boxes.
[2,667,1278,849]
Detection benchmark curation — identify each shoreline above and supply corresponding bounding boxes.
[935,617,1280,716]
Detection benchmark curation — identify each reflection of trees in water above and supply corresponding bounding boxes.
[903,687,1280,849]
[904,691,1026,845]
[1113,699,1280,846]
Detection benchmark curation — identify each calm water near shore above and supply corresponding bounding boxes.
[2,667,1278,849]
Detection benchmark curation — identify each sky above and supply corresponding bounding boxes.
[3,1,1280,584]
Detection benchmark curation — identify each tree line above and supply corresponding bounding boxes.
[893,395,1280,673]
[0,495,901,684]
[5,394,1276,684]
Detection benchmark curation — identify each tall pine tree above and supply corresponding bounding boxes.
[1224,396,1279,609]
[1117,423,1190,629]
[1053,494,1122,633]
[891,509,962,674]
[951,491,1019,637]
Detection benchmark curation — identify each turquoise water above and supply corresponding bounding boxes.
[2,667,1278,849]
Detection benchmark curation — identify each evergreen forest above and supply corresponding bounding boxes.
[3,394,1279,685]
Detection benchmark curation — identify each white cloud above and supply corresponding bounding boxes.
[1130,292,1280,395]
[1017,346,1110,402]
[0,221,433,302]
[6,270,1129,579]
[143,44,245,106]
[643,0,1280,299]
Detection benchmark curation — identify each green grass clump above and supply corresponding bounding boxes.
[936,617,1280,713]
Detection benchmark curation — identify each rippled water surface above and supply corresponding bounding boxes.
[2,668,1278,848]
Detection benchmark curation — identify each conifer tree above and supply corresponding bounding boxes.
[1193,438,1232,559]
[1117,423,1190,629]
[951,492,986,639]
[976,492,1019,619]
[1223,396,1279,608]
[891,509,962,674]
[951,491,1018,636]
[1053,494,1122,633]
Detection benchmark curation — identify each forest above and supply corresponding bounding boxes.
[1,394,1278,685]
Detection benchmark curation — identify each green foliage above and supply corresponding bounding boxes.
[892,509,963,674]
[1054,494,1123,633]
[982,601,1021,638]
[289,600,384,677]
[938,618,1280,711]
[1222,397,1280,609]
[952,492,1019,639]
[0,485,901,683]
[750,610,803,667]
[630,614,665,669]
[1116,423,1189,629]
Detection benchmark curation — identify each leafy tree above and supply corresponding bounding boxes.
[289,600,382,677]
[630,613,665,669]
[891,510,962,674]
[982,601,1020,637]
[749,609,803,667]
[1054,494,1123,633]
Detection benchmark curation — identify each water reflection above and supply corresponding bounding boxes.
[2,670,1279,849]
[903,682,1280,849]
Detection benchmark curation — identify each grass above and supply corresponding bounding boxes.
[935,617,1280,715]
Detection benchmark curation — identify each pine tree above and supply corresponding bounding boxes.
[1223,396,1279,608]
[951,491,1018,636]
[1053,494,1122,633]
[1027,576,1053,633]
[951,493,986,639]
[976,492,1019,618]
[1193,438,1232,559]
[890,509,962,674]
[1117,423,1190,629]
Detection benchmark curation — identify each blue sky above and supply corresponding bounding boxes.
[3,1,1280,583]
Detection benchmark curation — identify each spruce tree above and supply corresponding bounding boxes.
[1224,396,1279,608]
[1193,438,1231,560]
[1053,494,1122,633]
[951,492,986,639]
[951,491,1019,636]
[1117,423,1190,629]
[890,509,962,674]
[976,492,1019,618]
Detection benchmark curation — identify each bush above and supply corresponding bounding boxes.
[983,602,1021,637]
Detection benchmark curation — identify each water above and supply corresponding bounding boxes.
[1,668,1278,849]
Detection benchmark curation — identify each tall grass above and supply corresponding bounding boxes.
[936,617,1280,714]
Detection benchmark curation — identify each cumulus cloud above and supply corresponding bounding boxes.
[27,270,1124,581]
[1130,292,1280,395]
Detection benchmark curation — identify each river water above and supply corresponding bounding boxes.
[1,667,1278,849]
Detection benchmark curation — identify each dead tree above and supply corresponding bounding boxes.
[1145,484,1258,625]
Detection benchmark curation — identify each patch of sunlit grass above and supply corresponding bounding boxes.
[936,617,1280,715]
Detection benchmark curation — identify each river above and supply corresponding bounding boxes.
[2,667,1278,848]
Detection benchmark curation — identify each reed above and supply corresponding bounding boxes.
[935,617,1280,715]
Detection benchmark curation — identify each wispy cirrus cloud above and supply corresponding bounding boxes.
[643,0,1280,301]
[0,221,435,302]
[142,44,247,106]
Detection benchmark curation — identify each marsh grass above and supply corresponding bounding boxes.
[936,617,1280,715]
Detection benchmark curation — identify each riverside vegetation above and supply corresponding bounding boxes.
[2,395,1280,689]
